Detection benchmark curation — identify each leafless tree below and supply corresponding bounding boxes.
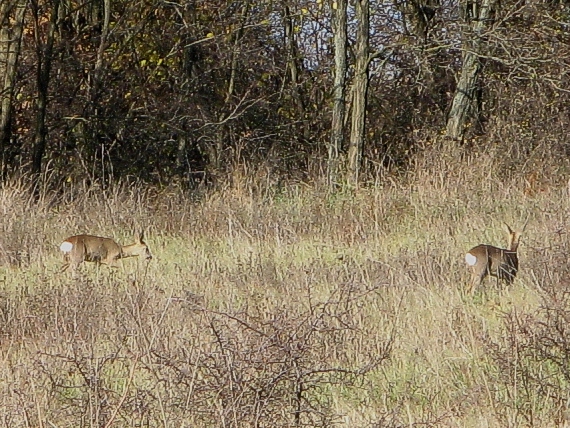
[446,0,498,141]
[347,0,370,186]
[328,0,347,189]
[0,0,27,179]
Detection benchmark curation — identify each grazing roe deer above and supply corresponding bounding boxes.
[60,232,152,273]
[465,221,527,294]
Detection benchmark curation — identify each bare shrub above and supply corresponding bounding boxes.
[0,271,393,427]
[0,176,48,267]
[484,246,570,426]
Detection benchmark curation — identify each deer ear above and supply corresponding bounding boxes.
[138,230,146,243]
[503,223,514,234]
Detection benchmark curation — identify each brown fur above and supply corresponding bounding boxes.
[465,222,526,295]
[61,232,152,273]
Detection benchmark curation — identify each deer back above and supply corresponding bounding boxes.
[63,235,122,265]
[466,244,518,284]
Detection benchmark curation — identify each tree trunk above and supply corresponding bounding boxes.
[225,1,249,103]
[328,0,347,190]
[176,133,187,176]
[31,0,60,182]
[283,4,308,141]
[347,0,370,187]
[0,0,26,180]
[446,0,497,141]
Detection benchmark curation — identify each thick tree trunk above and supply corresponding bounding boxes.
[347,0,370,187]
[446,0,497,141]
[328,0,347,190]
[0,0,26,179]
[445,52,481,140]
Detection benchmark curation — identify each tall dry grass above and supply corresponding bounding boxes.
[1,143,570,427]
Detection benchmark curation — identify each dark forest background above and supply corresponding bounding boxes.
[1,0,569,190]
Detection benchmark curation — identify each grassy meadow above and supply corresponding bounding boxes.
[1,146,570,427]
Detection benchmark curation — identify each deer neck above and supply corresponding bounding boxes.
[120,244,139,259]
[508,239,520,252]
[508,232,522,252]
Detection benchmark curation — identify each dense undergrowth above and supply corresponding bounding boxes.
[1,143,570,427]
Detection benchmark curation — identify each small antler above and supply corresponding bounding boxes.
[503,222,514,234]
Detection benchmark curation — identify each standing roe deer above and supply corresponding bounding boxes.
[60,232,152,273]
[465,221,528,294]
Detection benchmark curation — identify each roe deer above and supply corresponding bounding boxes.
[465,221,528,294]
[60,232,152,273]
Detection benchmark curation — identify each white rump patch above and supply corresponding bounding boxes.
[60,241,73,253]
[465,252,477,266]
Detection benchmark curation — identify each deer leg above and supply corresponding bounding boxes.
[469,268,487,295]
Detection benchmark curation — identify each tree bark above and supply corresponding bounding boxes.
[446,0,497,141]
[328,0,347,190]
[327,0,348,190]
[283,3,308,141]
[347,0,370,187]
[225,1,249,104]
[0,0,26,180]
[31,0,60,181]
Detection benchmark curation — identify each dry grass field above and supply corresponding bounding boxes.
[1,146,570,427]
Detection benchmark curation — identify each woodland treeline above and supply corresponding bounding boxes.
[0,0,569,189]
